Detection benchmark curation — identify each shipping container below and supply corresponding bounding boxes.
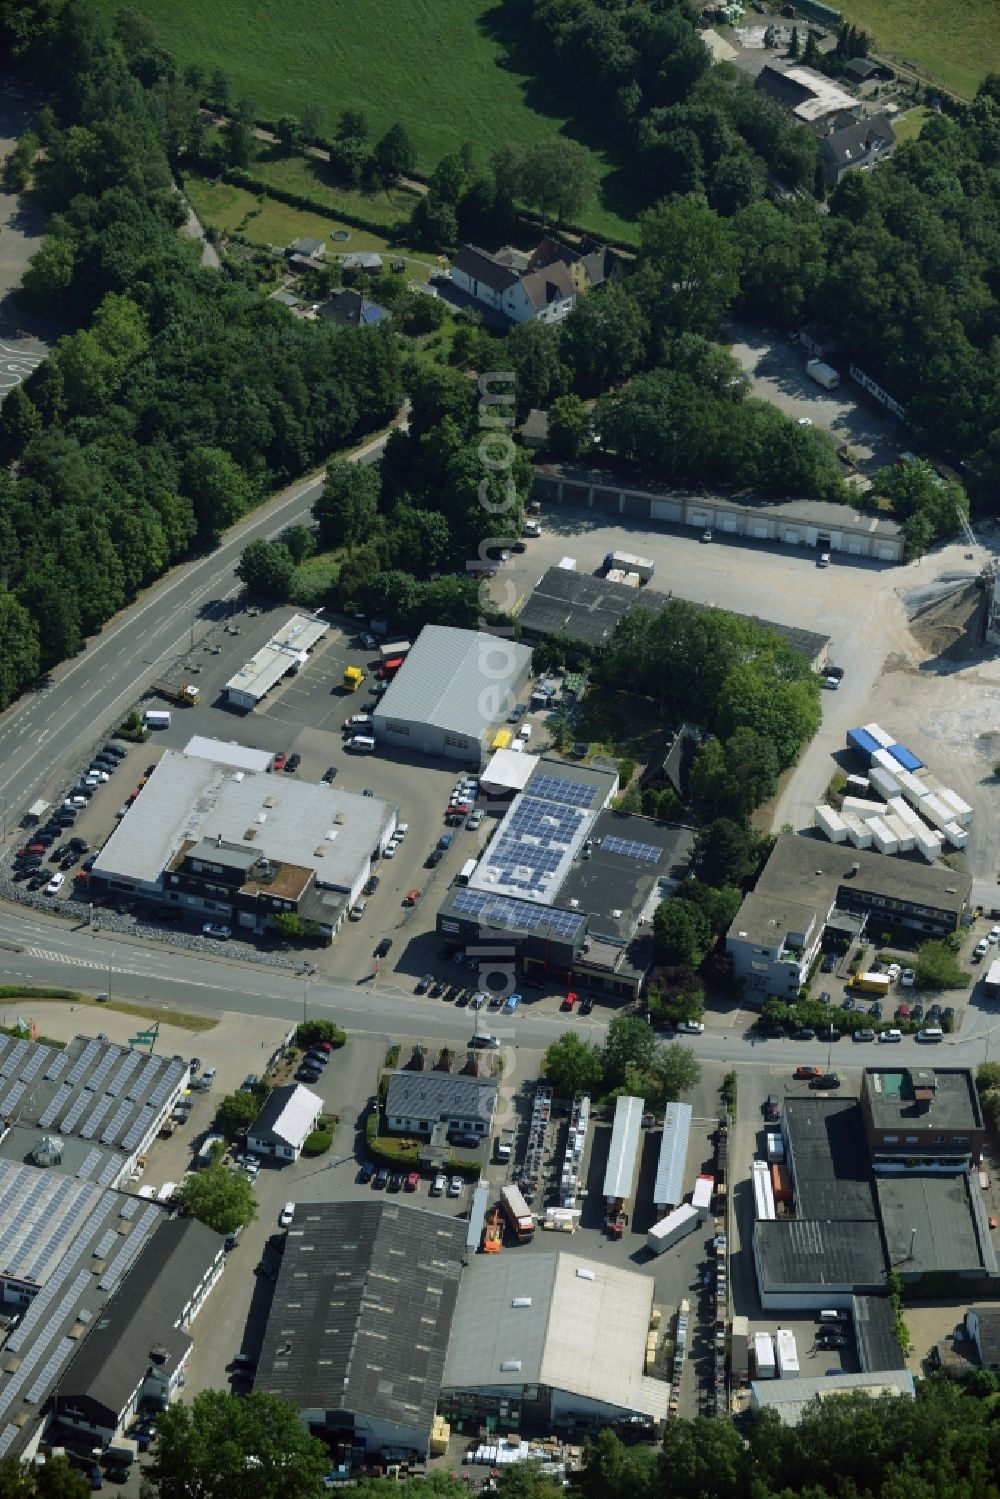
[845,774,870,795]
[862,723,895,749]
[646,1202,700,1255]
[841,813,873,849]
[871,748,905,775]
[752,1159,776,1221]
[888,742,923,772]
[603,550,655,582]
[776,1328,800,1379]
[888,796,922,829]
[846,727,881,763]
[754,1331,776,1379]
[806,359,840,389]
[842,796,887,818]
[692,1173,714,1216]
[867,817,898,855]
[943,821,969,850]
[913,825,943,862]
[814,804,848,843]
[884,814,915,852]
[896,769,930,800]
[869,767,901,800]
[938,788,973,827]
[770,1163,792,1205]
[379,640,412,660]
[731,1315,750,1384]
[766,1132,784,1163]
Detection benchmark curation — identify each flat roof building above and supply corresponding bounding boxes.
[373,626,533,767]
[728,833,972,998]
[440,1251,668,1428]
[874,1172,996,1279]
[860,1067,984,1170]
[92,746,397,935]
[750,1370,914,1425]
[225,612,329,710]
[255,1201,465,1460]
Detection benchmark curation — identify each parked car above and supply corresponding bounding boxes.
[853,1028,876,1043]
[240,1073,258,1092]
[763,1095,780,1121]
[202,923,231,940]
[363,875,380,896]
[279,1202,295,1227]
[579,995,594,1015]
[447,1176,463,1198]
[45,872,65,895]
[415,974,433,994]
[942,1007,955,1021]
[285,753,301,772]
[374,938,392,958]
[871,1002,883,1020]
[373,1168,389,1190]
[322,766,337,783]
[271,752,288,771]
[975,937,990,959]
[430,1173,447,1196]
[297,1066,322,1083]
[387,1172,404,1193]
[405,1171,420,1192]
[794,1066,822,1079]
[821,954,836,973]
[793,1028,816,1040]
[809,1073,841,1089]
[426,848,444,867]
[677,1019,704,1035]
[356,1163,375,1184]
[886,963,901,981]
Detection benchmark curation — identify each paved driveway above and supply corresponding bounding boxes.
[0,81,56,353]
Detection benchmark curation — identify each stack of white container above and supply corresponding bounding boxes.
[814,721,973,863]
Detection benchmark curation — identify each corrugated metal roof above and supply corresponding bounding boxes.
[653,1102,692,1209]
[374,627,532,744]
[602,1096,644,1203]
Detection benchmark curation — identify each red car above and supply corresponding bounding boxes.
[404,1171,420,1192]
[314,1041,333,1054]
[446,803,472,817]
[271,752,288,771]
[794,1065,822,1080]
[560,992,578,1012]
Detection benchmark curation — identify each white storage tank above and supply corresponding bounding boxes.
[814,804,848,843]
[754,1331,776,1380]
[776,1328,800,1379]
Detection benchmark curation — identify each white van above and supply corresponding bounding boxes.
[517,723,532,741]
[456,859,477,886]
[819,1310,847,1324]
[347,735,375,753]
[144,710,171,729]
[878,1028,903,1044]
[916,1027,943,1043]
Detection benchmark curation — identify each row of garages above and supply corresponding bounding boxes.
[533,466,903,563]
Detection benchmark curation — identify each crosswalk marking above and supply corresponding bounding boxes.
[24,947,107,971]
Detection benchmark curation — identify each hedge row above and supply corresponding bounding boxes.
[223,169,413,241]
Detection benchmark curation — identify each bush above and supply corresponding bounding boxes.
[914,939,969,991]
[617,756,636,788]
[302,1129,333,1155]
[365,1112,419,1165]
[296,1020,346,1049]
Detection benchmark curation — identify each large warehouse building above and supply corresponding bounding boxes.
[90,740,398,937]
[224,612,330,711]
[255,1201,465,1461]
[440,1251,669,1429]
[373,626,533,767]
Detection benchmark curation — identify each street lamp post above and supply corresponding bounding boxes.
[303,979,310,1028]
[108,947,117,1005]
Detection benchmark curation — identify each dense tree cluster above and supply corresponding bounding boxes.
[0,0,401,709]
[544,1013,701,1108]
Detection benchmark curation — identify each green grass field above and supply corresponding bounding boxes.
[88,0,635,240]
[836,0,998,98]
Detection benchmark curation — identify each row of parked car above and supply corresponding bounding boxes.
[356,1162,465,1197]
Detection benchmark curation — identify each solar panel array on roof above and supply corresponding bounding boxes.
[602,835,662,864]
[529,773,599,809]
[0,1041,29,1077]
[483,795,590,899]
[451,887,586,940]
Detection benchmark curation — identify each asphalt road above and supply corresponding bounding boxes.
[0,426,395,834]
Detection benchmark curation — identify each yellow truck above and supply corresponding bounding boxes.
[152,681,201,706]
[491,728,512,751]
[852,971,891,995]
[343,665,365,692]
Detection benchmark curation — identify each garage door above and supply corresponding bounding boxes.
[720,515,738,532]
[652,498,682,522]
[847,541,863,555]
[593,487,621,513]
[622,492,650,519]
[782,529,800,545]
[751,522,769,539]
[689,509,710,528]
[877,544,898,561]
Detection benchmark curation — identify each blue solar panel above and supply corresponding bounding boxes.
[528,774,598,809]
[451,888,585,941]
[602,835,662,864]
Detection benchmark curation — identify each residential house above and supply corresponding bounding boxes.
[248,1083,323,1162]
[450,242,579,325]
[289,236,326,260]
[842,57,894,85]
[817,114,896,186]
[527,233,621,294]
[317,288,392,329]
[384,1069,498,1139]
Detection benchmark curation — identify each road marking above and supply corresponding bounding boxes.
[24,946,107,970]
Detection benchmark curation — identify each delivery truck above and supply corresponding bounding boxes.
[806,358,841,389]
[646,1202,700,1256]
[500,1183,535,1242]
[143,709,171,729]
[776,1328,799,1379]
[754,1331,776,1379]
[343,665,365,691]
[150,681,200,706]
[852,971,891,995]
[603,550,655,583]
